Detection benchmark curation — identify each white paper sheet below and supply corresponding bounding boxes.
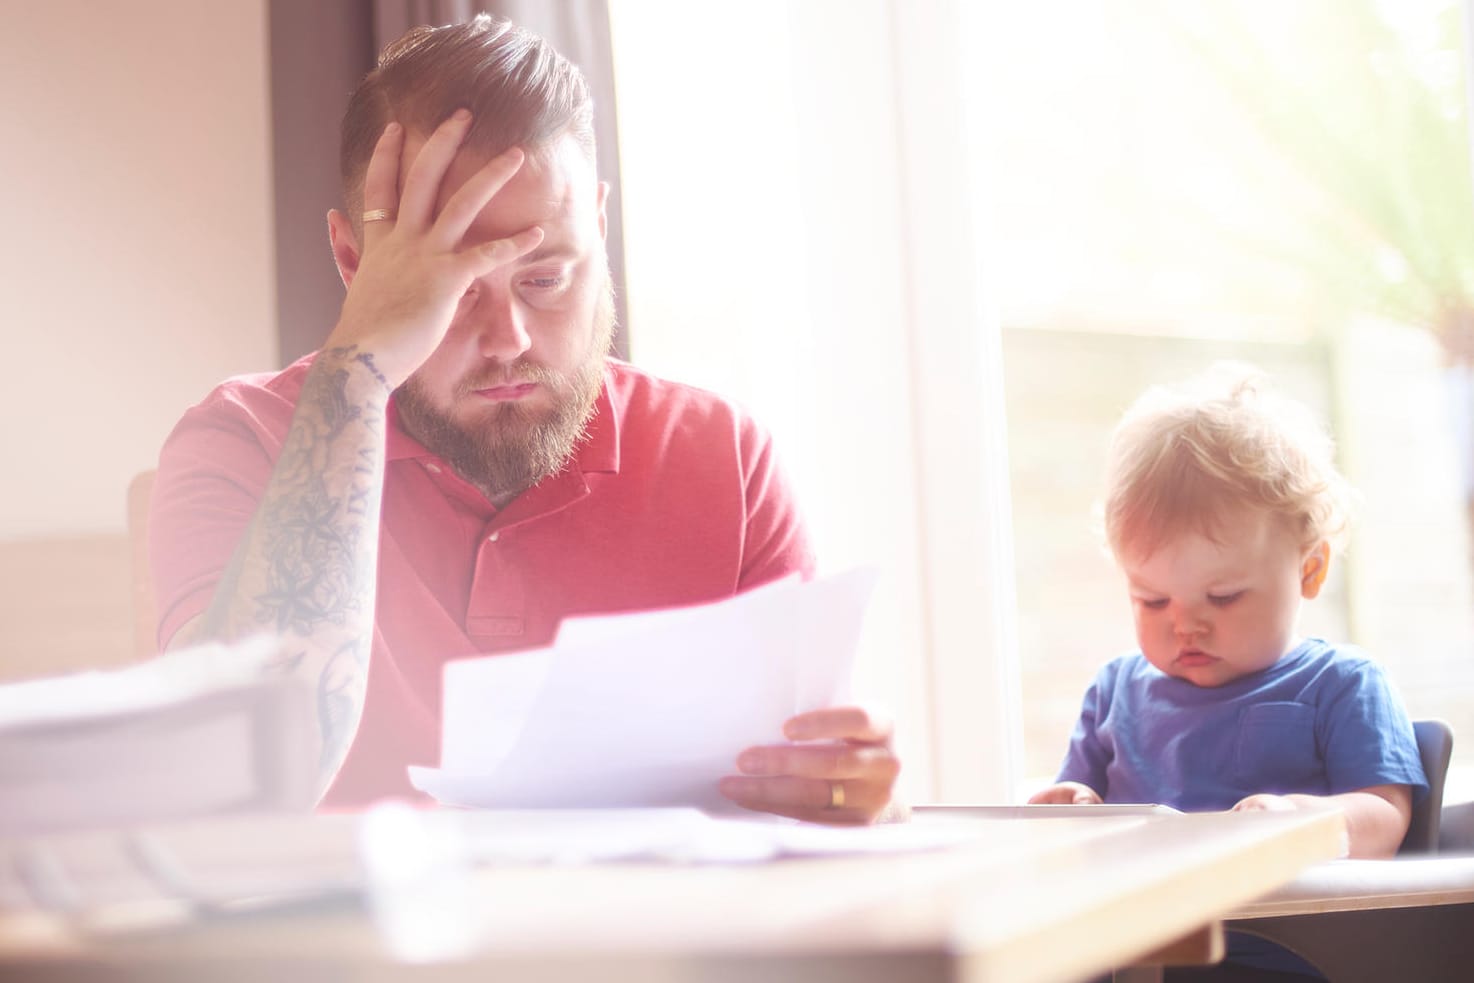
[409,568,876,811]
[364,804,987,868]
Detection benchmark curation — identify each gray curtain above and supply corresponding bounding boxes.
[268,0,375,365]
[268,0,628,364]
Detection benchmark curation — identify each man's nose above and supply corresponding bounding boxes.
[471,295,532,362]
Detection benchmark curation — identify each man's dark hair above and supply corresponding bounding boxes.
[340,14,595,222]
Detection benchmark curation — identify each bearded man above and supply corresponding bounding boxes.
[149,14,901,824]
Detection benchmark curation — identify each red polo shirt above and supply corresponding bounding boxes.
[150,356,815,808]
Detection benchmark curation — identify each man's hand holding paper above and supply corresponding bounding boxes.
[721,706,901,824]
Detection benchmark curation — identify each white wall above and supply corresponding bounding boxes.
[1,0,277,539]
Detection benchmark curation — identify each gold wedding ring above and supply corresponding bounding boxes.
[362,208,395,223]
[826,780,845,810]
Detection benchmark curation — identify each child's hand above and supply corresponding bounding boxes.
[1231,793,1298,813]
[1028,781,1103,805]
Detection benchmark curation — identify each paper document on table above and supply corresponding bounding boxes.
[362,805,987,868]
[409,568,876,811]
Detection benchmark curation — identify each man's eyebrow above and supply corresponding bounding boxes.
[519,242,579,264]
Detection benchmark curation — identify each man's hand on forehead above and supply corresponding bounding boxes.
[394,125,541,219]
[325,110,544,388]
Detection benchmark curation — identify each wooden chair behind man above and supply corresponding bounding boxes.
[127,469,157,660]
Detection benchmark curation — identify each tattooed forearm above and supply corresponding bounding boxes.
[316,637,368,781]
[322,344,392,393]
[254,362,381,635]
[256,482,360,634]
[265,648,308,675]
[184,345,392,800]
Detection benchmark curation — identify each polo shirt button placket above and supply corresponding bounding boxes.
[468,527,523,641]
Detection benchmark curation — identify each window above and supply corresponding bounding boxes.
[976,0,1474,792]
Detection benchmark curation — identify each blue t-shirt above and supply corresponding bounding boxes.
[1057,638,1428,808]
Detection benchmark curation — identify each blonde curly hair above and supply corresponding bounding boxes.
[1102,362,1355,560]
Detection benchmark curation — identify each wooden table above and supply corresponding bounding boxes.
[0,806,1347,983]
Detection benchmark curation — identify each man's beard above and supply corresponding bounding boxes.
[395,281,616,507]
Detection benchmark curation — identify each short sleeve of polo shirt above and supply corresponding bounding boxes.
[148,367,301,652]
[734,413,816,588]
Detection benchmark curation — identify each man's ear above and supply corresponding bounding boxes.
[326,209,361,289]
[596,180,610,242]
[1301,541,1332,599]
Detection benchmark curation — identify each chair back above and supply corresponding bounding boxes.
[1401,719,1454,854]
[1440,799,1474,853]
[127,469,158,660]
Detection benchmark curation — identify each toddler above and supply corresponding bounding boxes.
[1031,364,1426,856]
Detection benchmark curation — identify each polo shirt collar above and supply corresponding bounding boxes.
[385,399,431,462]
[385,365,621,476]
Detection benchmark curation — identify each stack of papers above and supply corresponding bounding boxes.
[410,569,876,811]
[0,639,315,836]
